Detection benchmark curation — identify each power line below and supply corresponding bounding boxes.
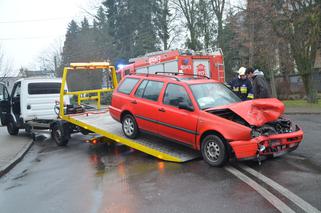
[0,17,73,24]
[0,35,64,41]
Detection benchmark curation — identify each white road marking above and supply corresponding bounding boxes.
[225,166,295,213]
[240,165,321,213]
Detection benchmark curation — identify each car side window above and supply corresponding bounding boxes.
[135,80,148,98]
[141,80,164,101]
[117,78,139,95]
[163,83,193,108]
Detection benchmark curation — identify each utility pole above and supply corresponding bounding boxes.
[54,56,57,77]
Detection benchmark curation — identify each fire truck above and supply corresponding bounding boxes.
[116,48,225,82]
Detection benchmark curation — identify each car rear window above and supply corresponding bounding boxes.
[117,78,140,95]
[28,83,61,95]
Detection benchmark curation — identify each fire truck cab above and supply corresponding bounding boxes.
[117,48,225,82]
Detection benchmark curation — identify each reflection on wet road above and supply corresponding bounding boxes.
[0,115,320,213]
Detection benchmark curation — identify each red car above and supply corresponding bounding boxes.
[109,74,303,166]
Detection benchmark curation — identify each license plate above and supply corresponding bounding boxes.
[270,139,281,146]
[289,143,298,148]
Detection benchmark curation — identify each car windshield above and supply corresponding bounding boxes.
[190,83,241,110]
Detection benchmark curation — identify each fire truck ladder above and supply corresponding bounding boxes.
[59,62,200,163]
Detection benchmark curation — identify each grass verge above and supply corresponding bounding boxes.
[283,100,321,108]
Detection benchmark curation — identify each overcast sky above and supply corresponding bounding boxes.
[0,0,97,75]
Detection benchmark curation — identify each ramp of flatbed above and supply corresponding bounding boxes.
[67,111,200,162]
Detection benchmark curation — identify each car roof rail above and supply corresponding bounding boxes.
[155,72,210,79]
[131,73,181,81]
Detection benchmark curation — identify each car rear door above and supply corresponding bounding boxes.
[0,83,10,125]
[157,83,198,146]
[132,79,164,133]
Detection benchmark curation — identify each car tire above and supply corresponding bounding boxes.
[51,124,69,146]
[122,114,139,139]
[7,117,19,135]
[201,134,227,167]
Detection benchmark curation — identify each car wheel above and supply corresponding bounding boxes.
[51,124,69,146]
[201,134,227,167]
[122,114,139,139]
[7,117,19,135]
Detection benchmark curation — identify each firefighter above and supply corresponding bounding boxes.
[228,67,253,101]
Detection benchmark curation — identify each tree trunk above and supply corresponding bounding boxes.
[190,28,197,50]
[217,17,223,48]
[278,40,293,99]
[248,0,255,66]
[302,73,318,103]
[163,37,168,50]
[268,64,277,98]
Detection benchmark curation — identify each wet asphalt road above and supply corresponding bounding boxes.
[0,114,320,213]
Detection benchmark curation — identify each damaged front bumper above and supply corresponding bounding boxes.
[229,128,304,161]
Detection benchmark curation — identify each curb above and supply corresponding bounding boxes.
[0,140,34,178]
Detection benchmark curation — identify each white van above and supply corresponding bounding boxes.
[0,78,69,135]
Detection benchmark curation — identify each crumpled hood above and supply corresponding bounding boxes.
[208,98,285,126]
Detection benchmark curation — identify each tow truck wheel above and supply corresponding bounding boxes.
[51,124,69,146]
[122,114,139,139]
[7,117,19,135]
[201,134,227,167]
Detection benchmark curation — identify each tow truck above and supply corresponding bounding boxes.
[54,62,199,162]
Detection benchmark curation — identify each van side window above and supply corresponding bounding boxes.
[28,83,61,94]
[0,84,9,101]
[141,80,164,101]
[12,82,21,98]
[117,78,139,95]
[163,83,193,108]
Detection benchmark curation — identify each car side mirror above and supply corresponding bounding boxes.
[178,102,194,112]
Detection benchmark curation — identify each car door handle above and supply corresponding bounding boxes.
[158,108,166,112]
[131,100,137,104]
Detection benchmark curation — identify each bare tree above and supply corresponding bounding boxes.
[38,38,63,75]
[271,0,321,102]
[210,0,225,48]
[174,0,200,50]
[155,0,182,50]
[197,0,215,48]
[0,45,13,82]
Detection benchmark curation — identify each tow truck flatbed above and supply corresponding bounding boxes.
[67,109,200,162]
[56,62,200,163]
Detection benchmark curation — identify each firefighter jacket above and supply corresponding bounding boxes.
[252,70,271,99]
[228,77,253,101]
